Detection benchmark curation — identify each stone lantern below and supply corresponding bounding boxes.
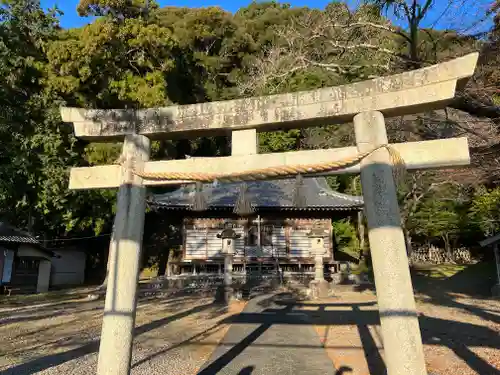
[307,225,329,298]
[218,228,239,256]
[217,227,241,303]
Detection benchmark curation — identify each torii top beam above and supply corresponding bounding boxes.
[60,53,478,141]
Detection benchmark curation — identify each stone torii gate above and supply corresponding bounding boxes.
[61,53,478,375]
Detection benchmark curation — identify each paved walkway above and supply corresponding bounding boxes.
[198,293,336,375]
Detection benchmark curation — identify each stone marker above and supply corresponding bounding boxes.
[217,228,241,304]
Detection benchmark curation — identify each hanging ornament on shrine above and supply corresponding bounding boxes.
[233,182,255,216]
[292,174,307,208]
[190,181,208,211]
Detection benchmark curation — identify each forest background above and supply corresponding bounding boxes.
[1,0,500,278]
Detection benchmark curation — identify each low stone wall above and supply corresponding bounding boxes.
[143,273,288,292]
[138,269,371,300]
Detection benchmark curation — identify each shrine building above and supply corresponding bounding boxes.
[147,177,363,277]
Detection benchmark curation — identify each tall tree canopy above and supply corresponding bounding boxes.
[77,0,157,18]
[0,0,498,260]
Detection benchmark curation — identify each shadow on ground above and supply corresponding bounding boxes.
[356,262,499,324]
[2,263,498,375]
[412,263,500,336]
[0,288,299,375]
[190,263,500,375]
[192,293,499,374]
[237,366,255,374]
[0,300,217,375]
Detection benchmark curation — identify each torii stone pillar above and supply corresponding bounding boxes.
[354,111,426,375]
[96,134,151,375]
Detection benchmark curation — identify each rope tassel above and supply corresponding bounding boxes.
[386,146,406,185]
[190,182,207,211]
[233,183,254,216]
[292,174,307,208]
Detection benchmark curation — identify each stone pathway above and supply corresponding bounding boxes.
[199,293,336,375]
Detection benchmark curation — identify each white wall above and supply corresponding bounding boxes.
[37,260,51,293]
[185,228,207,259]
[18,244,51,259]
[289,229,311,258]
[51,250,86,286]
[185,224,331,260]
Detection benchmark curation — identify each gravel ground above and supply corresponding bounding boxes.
[0,294,245,375]
[311,288,500,375]
[1,278,498,375]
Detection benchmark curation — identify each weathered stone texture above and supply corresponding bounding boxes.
[68,137,469,190]
[97,134,151,375]
[61,53,478,141]
[354,111,427,375]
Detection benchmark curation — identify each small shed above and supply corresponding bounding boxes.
[0,222,57,293]
[51,248,87,286]
[478,233,500,297]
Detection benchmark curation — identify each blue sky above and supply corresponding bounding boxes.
[41,0,493,34]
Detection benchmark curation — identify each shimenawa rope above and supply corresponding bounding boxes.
[120,144,406,184]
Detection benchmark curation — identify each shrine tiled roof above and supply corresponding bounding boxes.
[148,177,363,211]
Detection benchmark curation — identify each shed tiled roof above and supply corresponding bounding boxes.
[0,222,56,257]
[148,177,363,211]
[0,222,40,245]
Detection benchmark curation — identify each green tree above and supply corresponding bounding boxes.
[77,0,156,18]
[469,187,500,236]
[46,15,176,109]
[368,0,435,67]
[332,218,360,258]
[366,0,500,119]
[0,0,114,236]
[410,198,465,258]
[46,3,178,182]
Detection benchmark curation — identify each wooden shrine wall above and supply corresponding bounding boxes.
[182,217,332,262]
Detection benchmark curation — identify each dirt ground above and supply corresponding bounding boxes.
[309,262,500,375]
[0,263,498,375]
[0,293,246,375]
[310,289,500,375]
